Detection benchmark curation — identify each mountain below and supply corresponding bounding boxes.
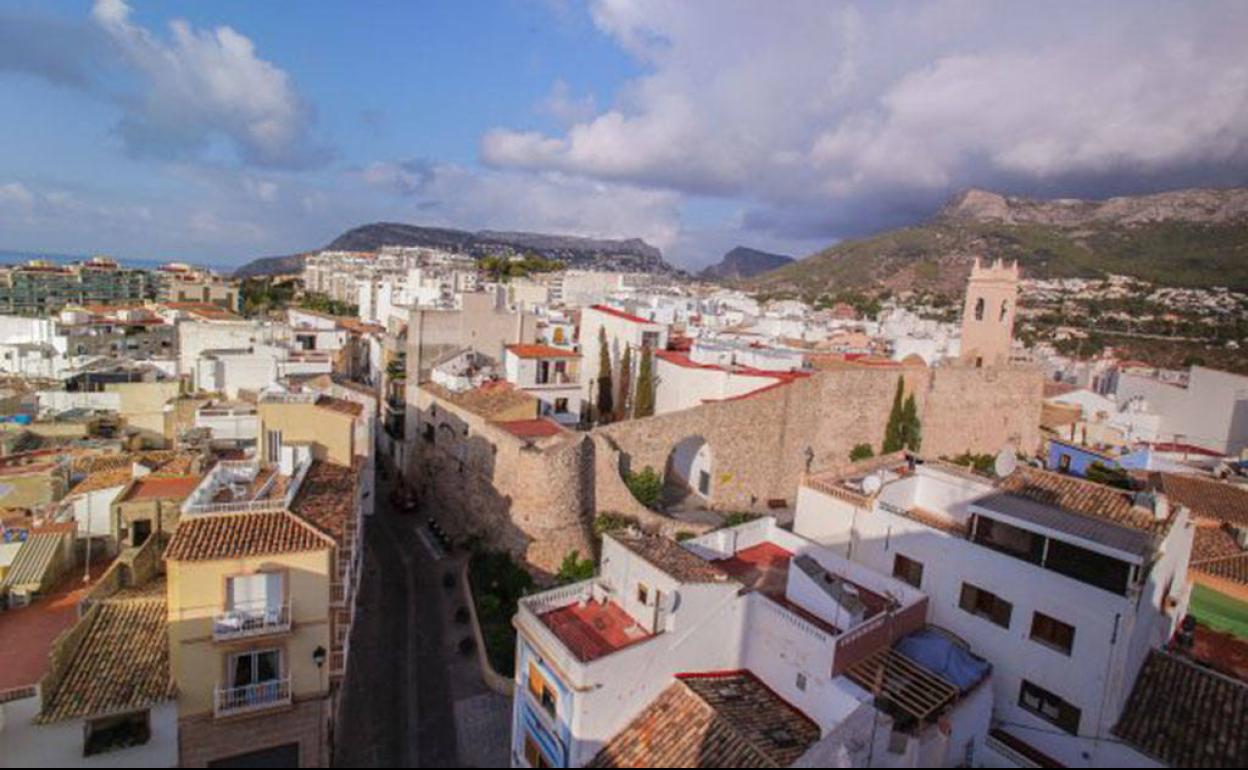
[750,187,1248,296]
[698,246,793,281]
[233,222,673,278]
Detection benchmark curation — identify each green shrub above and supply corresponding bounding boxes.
[625,466,663,509]
[468,551,534,676]
[675,531,696,542]
[593,512,639,538]
[719,511,761,529]
[850,443,875,462]
[555,550,596,585]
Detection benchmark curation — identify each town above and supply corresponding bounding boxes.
[0,243,1245,768]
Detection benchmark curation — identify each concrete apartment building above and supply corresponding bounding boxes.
[1115,365,1248,455]
[0,258,154,316]
[792,456,1197,767]
[154,264,240,313]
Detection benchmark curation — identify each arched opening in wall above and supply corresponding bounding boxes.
[663,436,713,508]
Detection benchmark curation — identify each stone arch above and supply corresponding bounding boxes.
[663,435,714,506]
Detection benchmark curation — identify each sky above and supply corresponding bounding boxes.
[1,0,1247,270]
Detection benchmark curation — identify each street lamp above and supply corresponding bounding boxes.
[313,645,327,670]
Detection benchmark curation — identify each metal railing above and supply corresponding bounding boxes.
[213,678,291,718]
[212,602,292,642]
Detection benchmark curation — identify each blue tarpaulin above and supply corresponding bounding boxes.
[895,628,992,693]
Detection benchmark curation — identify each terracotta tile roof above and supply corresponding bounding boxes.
[505,343,580,359]
[1192,524,1245,564]
[609,532,731,584]
[36,589,175,724]
[164,511,332,562]
[588,671,820,768]
[997,466,1166,535]
[289,460,358,545]
[1159,474,1248,528]
[589,304,657,325]
[426,381,539,421]
[1192,554,1248,586]
[495,418,565,439]
[1113,650,1248,768]
[69,466,134,495]
[120,475,201,503]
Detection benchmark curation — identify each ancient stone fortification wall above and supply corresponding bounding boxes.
[409,387,594,573]
[596,364,1042,511]
[409,364,1041,571]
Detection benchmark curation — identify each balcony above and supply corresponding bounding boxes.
[212,602,292,642]
[213,678,292,718]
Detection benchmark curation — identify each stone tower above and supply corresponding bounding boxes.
[960,257,1019,367]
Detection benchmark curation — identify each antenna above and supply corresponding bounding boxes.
[993,449,1018,478]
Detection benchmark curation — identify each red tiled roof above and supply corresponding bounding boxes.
[0,563,110,693]
[1149,443,1226,458]
[505,343,580,359]
[1162,474,1248,528]
[495,419,565,439]
[164,511,332,562]
[589,304,657,325]
[541,600,653,663]
[121,475,201,503]
[289,460,359,545]
[588,671,821,768]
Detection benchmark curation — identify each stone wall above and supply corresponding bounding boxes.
[177,696,329,767]
[407,363,1041,572]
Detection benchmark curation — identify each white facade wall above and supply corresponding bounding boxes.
[578,307,667,405]
[654,356,777,415]
[36,390,122,413]
[792,470,1193,769]
[0,695,177,768]
[1116,366,1248,454]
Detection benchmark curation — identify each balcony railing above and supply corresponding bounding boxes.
[213,678,291,718]
[212,602,292,641]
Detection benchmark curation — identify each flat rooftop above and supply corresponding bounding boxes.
[540,598,653,663]
[717,542,889,634]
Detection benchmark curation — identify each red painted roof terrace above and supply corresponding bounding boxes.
[540,598,653,663]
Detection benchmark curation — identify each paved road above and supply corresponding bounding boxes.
[334,477,511,767]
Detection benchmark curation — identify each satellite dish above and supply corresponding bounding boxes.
[861,474,883,496]
[993,449,1019,478]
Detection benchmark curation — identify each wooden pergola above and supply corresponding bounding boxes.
[845,648,960,723]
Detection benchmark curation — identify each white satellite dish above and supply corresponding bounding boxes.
[993,449,1019,478]
[861,474,883,496]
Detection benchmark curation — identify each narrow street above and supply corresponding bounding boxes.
[334,474,511,767]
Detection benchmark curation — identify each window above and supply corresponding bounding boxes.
[524,735,552,768]
[226,573,283,616]
[527,662,558,719]
[1030,612,1076,655]
[892,554,924,589]
[229,648,281,690]
[959,583,1012,628]
[974,297,985,321]
[553,398,569,414]
[84,711,151,756]
[637,583,649,605]
[698,470,711,496]
[796,672,807,692]
[973,516,1044,564]
[1045,538,1132,595]
[1019,680,1081,735]
[1058,453,1072,472]
[265,429,282,463]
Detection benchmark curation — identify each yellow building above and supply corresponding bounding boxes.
[163,454,362,768]
[256,393,363,466]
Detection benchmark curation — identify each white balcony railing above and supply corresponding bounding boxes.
[212,602,292,641]
[213,678,291,718]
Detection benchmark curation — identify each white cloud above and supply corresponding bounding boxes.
[484,0,1248,239]
[90,0,325,168]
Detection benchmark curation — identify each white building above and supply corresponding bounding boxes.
[578,305,667,408]
[792,457,1195,767]
[1114,365,1248,455]
[503,344,583,425]
[654,349,807,416]
[511,522,994,768]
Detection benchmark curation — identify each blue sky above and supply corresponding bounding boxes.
[2,1,1247,269]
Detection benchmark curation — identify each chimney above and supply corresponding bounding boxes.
[1153,493,1170,522]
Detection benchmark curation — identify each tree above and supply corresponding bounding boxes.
[617,344,633,421]
[883,376,906,453]
[596,327,614,423]
[555,550,596,585]
[634,343,656,418]
[850,443,875,462]
[901,394,922,452]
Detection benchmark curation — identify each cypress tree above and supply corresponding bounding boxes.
[618,344,633,420]
[596,327,614,423]
[634,344,656,418]
[902,393,922,452]
[883,376,906,453]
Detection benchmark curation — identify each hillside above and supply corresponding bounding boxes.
[234,222,673,278]
[699,246,793,281]
[750,187,1248,296]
